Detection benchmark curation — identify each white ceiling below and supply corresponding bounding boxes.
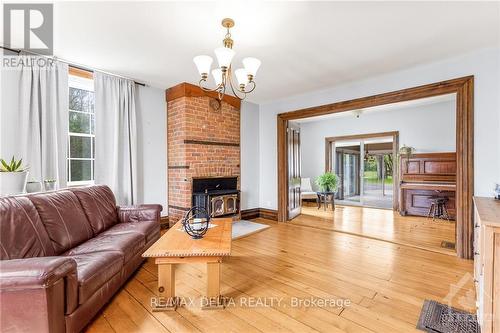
[20,1,500,102]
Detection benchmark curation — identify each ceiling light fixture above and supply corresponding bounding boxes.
[193,18,261,104]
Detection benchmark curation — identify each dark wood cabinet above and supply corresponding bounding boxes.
[399,152,456,219]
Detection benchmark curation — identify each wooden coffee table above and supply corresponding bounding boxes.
[142,217,232,311]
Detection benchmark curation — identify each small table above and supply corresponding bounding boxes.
[142,217,232,311]
[316,191,335,211]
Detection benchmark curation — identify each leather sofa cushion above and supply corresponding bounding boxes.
[67,251,123,305]
[29,191,94,254]
[103,221,160,244]
[65,232,144,263]
[69,185,118,234]
[0,196,55,259]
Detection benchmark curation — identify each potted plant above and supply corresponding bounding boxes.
[399,144,415,173]
[0,156,29,195]
[44,179,57,191]
[315,172,339,192]
[399,145,415,159]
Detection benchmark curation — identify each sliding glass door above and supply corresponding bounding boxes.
[332,136,394,209]
[335,142,361,203]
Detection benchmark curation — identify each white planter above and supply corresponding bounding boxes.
[26,181,43,193]
[0,171,29,196]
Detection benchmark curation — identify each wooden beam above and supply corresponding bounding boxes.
[165,82,241,109]
[278,76,473,121]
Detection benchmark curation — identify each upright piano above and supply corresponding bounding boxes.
[398,152,456,219]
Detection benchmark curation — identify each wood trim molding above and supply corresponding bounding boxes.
[278,76,472,120]
[183,139,240,147]
[160,216,169,229]
[325,131,399,143]
[241,208,260,220]
[166,82,241,109]
[260,208,278,221]
[277,76,474,259]
[168,205,190,211]
[241,208,278,221]
[69,66,93,80]
[168,165,190,169]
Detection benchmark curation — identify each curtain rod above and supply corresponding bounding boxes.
[1,45,146,87]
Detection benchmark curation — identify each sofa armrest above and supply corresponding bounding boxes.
[0,257,78,332]
[0,256,76,290]
[117,204,162,223]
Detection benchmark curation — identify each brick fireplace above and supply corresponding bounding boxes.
[166,83,241,226]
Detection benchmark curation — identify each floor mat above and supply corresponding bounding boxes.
[417,300,479,333]
[232,220,270,240]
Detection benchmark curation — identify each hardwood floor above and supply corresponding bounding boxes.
[294,205,456,255]
[85,217,473,333]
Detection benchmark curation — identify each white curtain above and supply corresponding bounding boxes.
[17,56,69,188]
[94,72,137,205]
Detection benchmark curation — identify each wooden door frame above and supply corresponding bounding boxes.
[325,131,399,210]
[277,76,474,259]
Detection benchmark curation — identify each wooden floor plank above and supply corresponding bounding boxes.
[84,210,474,333]
[295,205,456,255]
[85,315,116,333]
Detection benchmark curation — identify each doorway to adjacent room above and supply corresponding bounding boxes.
[326,132,398,210]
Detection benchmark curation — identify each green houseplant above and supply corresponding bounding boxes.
[0,156,29,195]
[315,172,339,192]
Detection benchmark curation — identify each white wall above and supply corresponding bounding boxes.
[259,47,500,209]
[240,101,260,210]
[498,47,500,187]
[299,100,456,189]
[135,85,167,213]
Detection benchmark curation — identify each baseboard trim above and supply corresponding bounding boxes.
[241,208,278,221]
[162,208,279,227]
[160,216,169,229]
[241,208,260,220]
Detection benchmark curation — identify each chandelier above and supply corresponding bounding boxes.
[193,18,261,103]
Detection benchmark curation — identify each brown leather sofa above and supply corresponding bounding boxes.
[0,185,161,333]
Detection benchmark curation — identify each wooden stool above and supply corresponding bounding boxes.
[427,197,450,221]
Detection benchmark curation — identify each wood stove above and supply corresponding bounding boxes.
[192,177,240,218]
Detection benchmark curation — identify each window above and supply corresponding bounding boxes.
[67,74,95,185]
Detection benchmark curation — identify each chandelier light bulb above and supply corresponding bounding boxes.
[242,57,261,78]
[234,68,248,87]
[214,47,235,69]
[212,68,223,86]
[193,55,213,77]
